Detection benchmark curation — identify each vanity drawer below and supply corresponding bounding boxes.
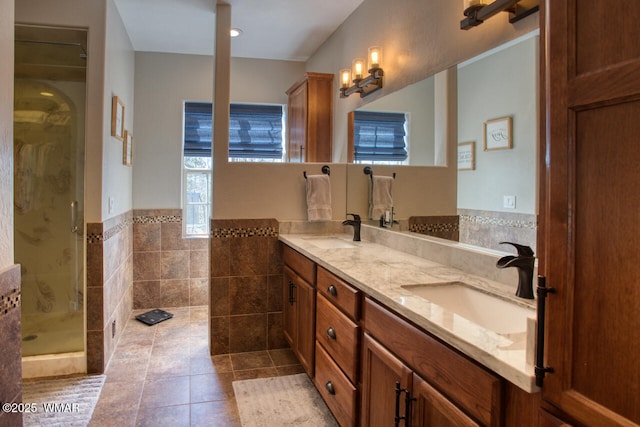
[316,293,360,383]
[314,342,357,427]
[317,266,360,320]
[282,244,316,285]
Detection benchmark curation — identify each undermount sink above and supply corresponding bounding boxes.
[303,236,357,249]
[401,282,535,334]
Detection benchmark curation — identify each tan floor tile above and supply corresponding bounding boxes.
[190,372,235,403]
[229,351,273,371]
[135,404,190,427]
[105,357,149,383]
[139,376,190,408]
[233,367,279,380]
[191,400,241,427]
[147,355,191,379]
[268,348,299,366]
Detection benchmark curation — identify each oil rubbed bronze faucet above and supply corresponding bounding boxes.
[342,213,361,241]
[496,242,535,299]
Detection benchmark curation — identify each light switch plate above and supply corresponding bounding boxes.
[503,195,516,209]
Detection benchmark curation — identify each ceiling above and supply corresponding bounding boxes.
[113,0,364,61]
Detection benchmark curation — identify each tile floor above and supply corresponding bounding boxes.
[89,306,303,427]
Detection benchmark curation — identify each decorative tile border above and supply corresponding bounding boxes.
[211,226,279,239]
[459,214,536,230]
[409,223,459,234]
[0,288,20,318]
[132,215,182,224]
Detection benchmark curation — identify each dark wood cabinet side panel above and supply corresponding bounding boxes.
[363,298,502,426]
[282,245,316,285]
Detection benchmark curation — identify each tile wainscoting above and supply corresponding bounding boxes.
[458,208,537,253]
[209,219,286,355]
[132,209,209,309]
[87,211,134,373]
[0,264,22,427]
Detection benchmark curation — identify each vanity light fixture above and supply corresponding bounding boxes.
[461,0,539,30]
[340,47,384,98]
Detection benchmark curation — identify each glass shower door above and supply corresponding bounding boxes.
[14,25,87,356]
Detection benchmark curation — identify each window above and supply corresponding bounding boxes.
[352,111,408,164]
[182,102,285,235]
[183,102,212,236]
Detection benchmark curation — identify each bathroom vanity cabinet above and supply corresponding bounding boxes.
[314,267,361,427]
[280,241,540,426]
[361,297,499,426]
[282,245,316,376]
[286,72,333,162]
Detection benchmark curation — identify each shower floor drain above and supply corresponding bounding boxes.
[23,334,38,342]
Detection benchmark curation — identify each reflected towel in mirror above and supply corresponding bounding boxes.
[370,176,393,220]
[306,174,332,221]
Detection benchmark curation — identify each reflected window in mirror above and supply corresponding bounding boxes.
[348,110,408,165]
[229,103,285,162]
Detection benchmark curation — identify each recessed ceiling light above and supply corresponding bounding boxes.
[230,28,243,38]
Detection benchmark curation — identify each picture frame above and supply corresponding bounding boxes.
[458,141,475,171]
[123,130,133,166]
[483,116,512,151]
[111,96,125,140]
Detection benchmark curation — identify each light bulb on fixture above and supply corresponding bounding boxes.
[368,46,382,70]
[352,58,365,80]
[230,28,243,37]
[340,69,352,89]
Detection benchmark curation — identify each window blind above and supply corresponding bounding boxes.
[229,103,283,159]
[353,111,407,162]
[184,102,213,157]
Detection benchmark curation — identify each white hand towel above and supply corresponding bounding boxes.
[369,176,394,220]
[306,175,332,221]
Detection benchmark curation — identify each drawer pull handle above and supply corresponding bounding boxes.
[328,284,337,297]
[326,327,336,340]
[325,381,336,395]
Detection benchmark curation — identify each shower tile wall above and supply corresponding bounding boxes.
[132,209,209,309]
[86,211,133,374]
[458,208,538,253]
[209,218,286,355]
[0,265,22,427]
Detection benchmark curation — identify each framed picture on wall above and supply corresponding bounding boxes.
[483,116,512,151]
[458,141,475,171]
[111,96,125,140]
[123,130,133,166]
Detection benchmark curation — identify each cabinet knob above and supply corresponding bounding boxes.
[325,381,335,395]
[328,284,337,297]
[326,327,336,340]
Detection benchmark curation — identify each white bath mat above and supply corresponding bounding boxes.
[22,374,105,427]
[233,373,338,427]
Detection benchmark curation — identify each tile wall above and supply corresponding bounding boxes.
[409,215,460,241]
[86,211,134,373]
[209,219,286,355]
[0,265,22,427]
[132,209,209,309]
[458,208,538,253]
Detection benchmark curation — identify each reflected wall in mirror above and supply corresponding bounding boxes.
[345,31,539,254]
[456,32,539,252]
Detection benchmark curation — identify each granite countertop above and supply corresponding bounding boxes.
[279,233,539,393]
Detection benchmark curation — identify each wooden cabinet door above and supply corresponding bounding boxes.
[282,266,315,376]
[296,276,315,376]
[543,1,640,425]
[283,267,297,347]
[360,333,412,427]
[287,82,306,162]
[411,374,479,427]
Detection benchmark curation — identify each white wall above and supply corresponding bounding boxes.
[457,35,538,214]
[0,0,14,267]
[103,0,135,219]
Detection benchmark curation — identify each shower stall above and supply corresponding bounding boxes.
[14,25,87,376]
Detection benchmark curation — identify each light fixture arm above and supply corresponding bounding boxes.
[461,0,539,30]
[340,68,384,99]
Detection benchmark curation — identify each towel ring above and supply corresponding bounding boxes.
[303,165,331,179]
[363,166,395,181]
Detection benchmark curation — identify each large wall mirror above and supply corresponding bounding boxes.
[346,30,539,253]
